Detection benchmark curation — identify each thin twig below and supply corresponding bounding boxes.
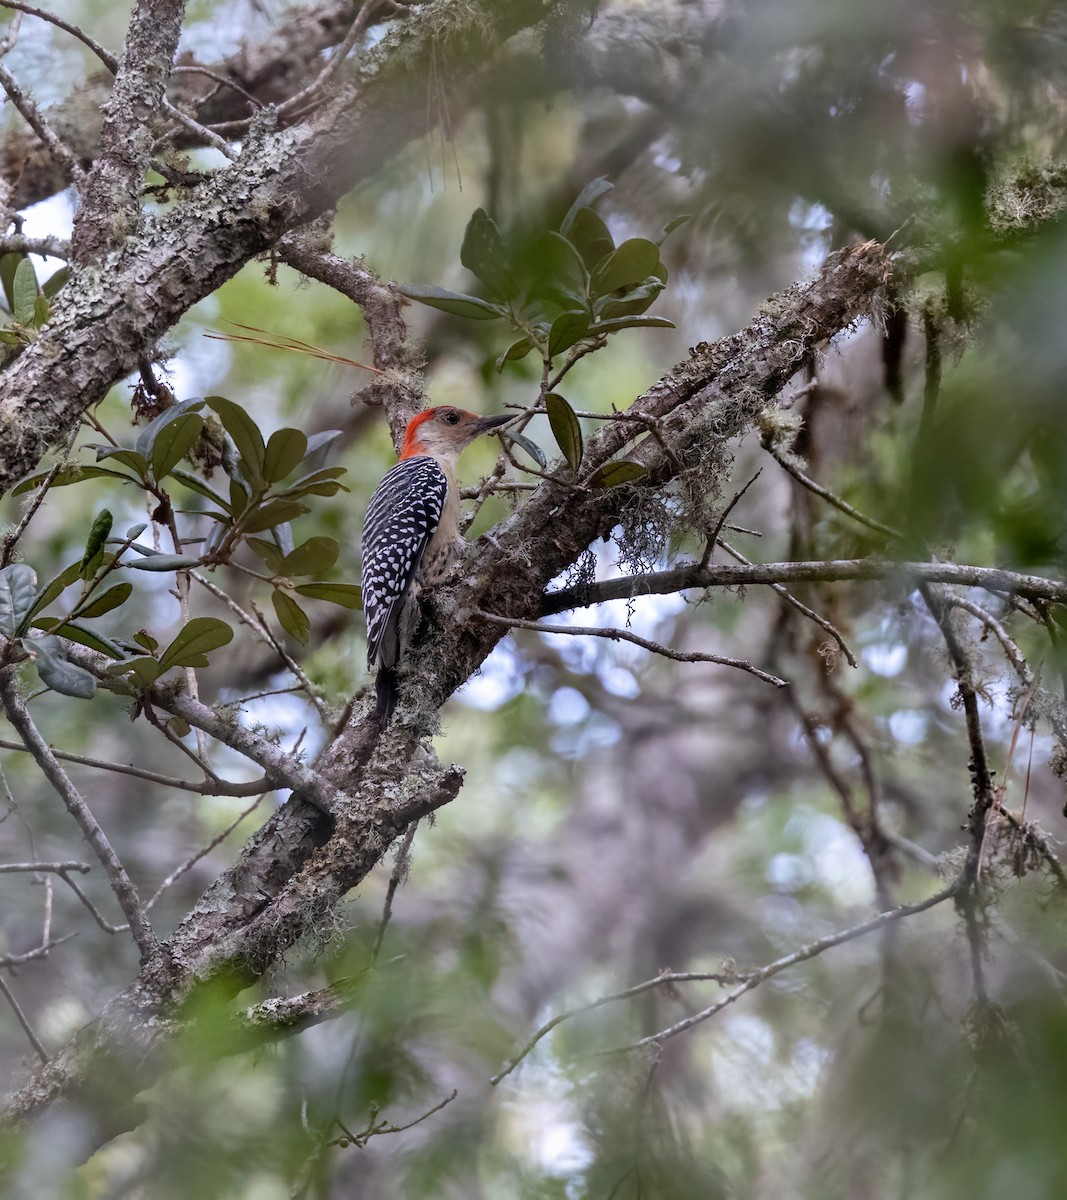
[372,820,418,964]
[474,610,788,688]
[0,0,118,70]
[0,932,75,968]
[0,860,90,875]
[701,469,762,569]
[0,975,47,1062]
[0,60,84,186]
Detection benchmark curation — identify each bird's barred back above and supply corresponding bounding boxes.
[361,456,448,654]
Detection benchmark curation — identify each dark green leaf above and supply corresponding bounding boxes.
[398,284,506,321]
[133,629,159,653]
[281,536,340,577]
[545,393,583,473]
[168,717,191,738]
[567,208,615,271]
[0,564,38,637]
[496,337,534,372]
[206,396,266,481]
[460,208,517,300]
[42,266,69,299]
[28,635,96,699]
[503,431,547,469]
[538,231,591,305]
[271,590,309,643]
[124,554,202,572]
[586,459,648,488]
[134,397,207,463]
[78,582,133,619]
[548,311,590,358]
[158,616,234,671]
[662,214,691,239]
[92,445,149,477]
[12,465,133,496]
[81,510,113,579]
[32,618,123,657]
[12,258,37,326]
[275,466,349,499]
[0,252,24,313]
[229,477,250,516]
[33,294,49,328]
[303,429,342,457]
[263,428,308,485]
[595,315,676,334]
[295,582,362,609]
[591,239,662,297]
[596,279,666,320]
[170,468,232,509]
[30,561,81,618]
[242,500,310,534]
[106,656,162,686]
[151,413,204,482]
[247,537,284,573]
[560,178,614,237]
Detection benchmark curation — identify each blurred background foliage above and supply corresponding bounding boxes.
[2,0,1067,1196]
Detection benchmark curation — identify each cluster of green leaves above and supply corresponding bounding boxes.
[10,395,361,697]
[0,253,66,350]
[400,178,684,372]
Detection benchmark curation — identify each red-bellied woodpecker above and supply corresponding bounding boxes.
[361,406,511,725]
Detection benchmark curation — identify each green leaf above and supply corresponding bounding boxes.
[247,537,284,573]
[538,231,591,305]
[132,629,159,653]
[460,208,517,300]
[134,397,206,464]
[228,477,250,516]
[168,717,191,738]
[661,214,691,239]
[78,582,133,619]
[503,431,547,469]
[0,252,24,313]
[125,523,148,541]
[0,329,24,346]
[263,428,308,485]
[545,393,583,473]
[33,294,50,328]
[281,536,339,577]
[594,315,676,335]
[27,635,96,699]
[124,553,202,572]
[294,582,362,609]
[42,266,69,299]
[242,499,310,534]
[303,429,343,457]
[106,656,162,686]
[0,564,38,637]
[591,239,662,297]
[170,468,232,509]
[206,396,266,481]
[398,284,506,321]
[272,590,309,643]
[32,618,124,657]
[274,466,349,499]
[12,258,37,326]
[151,413,204,482]
[30,560,82,618]
[596,279,666,320]
[92,445,150,477]
[12,465,133,496]
[548,311,590,358]
[81,510,113,580]
[567,208,615,271]
[560,178,614,237]
[158,616,234,671]
[586,459,648,488]
[496,337,535,372]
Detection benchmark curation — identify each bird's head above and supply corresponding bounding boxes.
[400,406,512,461]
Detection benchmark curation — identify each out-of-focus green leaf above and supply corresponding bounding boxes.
[242,500,310,534]
[78,582,133,619]
[560,178,614,237]
[545,393,583,473]
[303,429,343,457]
[42,266,69,299]
[33,295,49,328]
[272,589,309,643]
[661,214,691,239]
[586,459,648,488]
[12,258,37,326]
[496,337,535,372]
[81,510,113,579]
[567,208,615,271]
[0,564,38,637]
[247,537,284,573]
[206,396,266,480]
[0,329,24,346]
[158,617,233,671]
[548,311,590,358]
[31,560,81,617]
[263,428,308,484]
[537,231,591,306]
[295,582,362,609]
[27,635,96,698]
[12,465,134,496]
[591,239,662,296]
[281,536,339,577]
[460,209,517,300]
[398,284,506,321]
[0,252,24,313]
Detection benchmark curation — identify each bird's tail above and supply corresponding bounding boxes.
[374,666,398,727]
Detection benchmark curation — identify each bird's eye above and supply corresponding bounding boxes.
[444,410,460,425]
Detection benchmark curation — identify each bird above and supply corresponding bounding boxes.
[360,406,512,726]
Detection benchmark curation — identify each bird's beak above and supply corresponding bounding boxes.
[472,413,513,434]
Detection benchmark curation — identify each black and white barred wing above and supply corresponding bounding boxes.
[360,455,447,670]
